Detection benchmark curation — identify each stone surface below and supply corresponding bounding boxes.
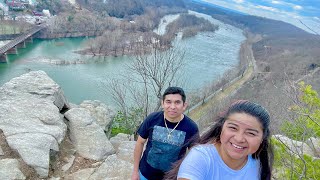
[0,71,68,177]
[273,135,315,157]
[117,141,136,164]
[110,133,134,151]
[61,155,75,172]
[0,159,26,180]
[306,137,320,157]
[79,100,115,136]
[64,108,115,160]
[88,154,133,180]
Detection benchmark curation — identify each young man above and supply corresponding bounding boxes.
[131,87,199,180]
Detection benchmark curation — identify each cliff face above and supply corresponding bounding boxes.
[0,71,134,179]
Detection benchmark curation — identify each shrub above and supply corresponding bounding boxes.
[273,82,320,179]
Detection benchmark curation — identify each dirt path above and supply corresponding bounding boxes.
[187,33,259,122]
[188,64,254,121]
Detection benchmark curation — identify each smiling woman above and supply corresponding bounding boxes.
[165,100,274,180]
[218,113,264,170]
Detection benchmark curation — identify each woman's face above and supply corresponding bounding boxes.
[219,112,263,164]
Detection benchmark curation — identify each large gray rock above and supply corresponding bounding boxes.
[0,71,68,177]
[117,141,136,164]
[110,133,134,151]
[273,135,315,157]
[6,133,59,176]
[79,100,115,136]
[64,108,115,160]
[0,159,26,180]
[0,70,69,110]
[306,137,320,157]
[88,154,133,180]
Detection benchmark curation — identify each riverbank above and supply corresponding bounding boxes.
[187,31,261,131]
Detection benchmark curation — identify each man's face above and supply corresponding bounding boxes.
[161,94,187,122]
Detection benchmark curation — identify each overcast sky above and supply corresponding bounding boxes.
[202,0,320,34]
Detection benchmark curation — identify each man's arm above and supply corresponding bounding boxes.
[131,135,147,180]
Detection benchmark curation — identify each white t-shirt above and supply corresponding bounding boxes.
[177,144,260,180]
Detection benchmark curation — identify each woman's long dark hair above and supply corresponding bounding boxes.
[164,100,274,180]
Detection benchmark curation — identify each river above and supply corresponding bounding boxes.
[0,12,245,107]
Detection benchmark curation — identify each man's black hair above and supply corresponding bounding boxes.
[162,87,186,103]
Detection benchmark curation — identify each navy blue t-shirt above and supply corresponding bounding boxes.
[138,111,199,180]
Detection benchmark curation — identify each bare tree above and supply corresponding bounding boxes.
[131,42,185,113]
[108,41,186,131]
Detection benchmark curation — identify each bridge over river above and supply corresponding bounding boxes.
[0,26,45,63]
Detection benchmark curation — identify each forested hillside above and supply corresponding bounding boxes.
[76,0,185,18]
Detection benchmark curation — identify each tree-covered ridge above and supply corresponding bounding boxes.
[74,0,186,18]
[35,0,74,15]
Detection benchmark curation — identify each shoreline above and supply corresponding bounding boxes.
[187,31,260,130]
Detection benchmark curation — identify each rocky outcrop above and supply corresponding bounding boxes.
[79,100,115,137]
[273,134,320,158]
[0,71,134,179]
[0,71,68,177]
[273,135,315,157]
[64,108,115,160]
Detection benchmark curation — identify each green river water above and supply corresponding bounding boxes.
[0,12,245,107]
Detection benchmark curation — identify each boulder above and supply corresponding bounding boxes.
[110,133,134,151]
[64,108,115,160]
[117,141,136,163]
[0,159,26,180]
[88,154,133,180]
[79,100,115,136]
[273,135,315,157]
[306,137,320,157]
[0,71,68,177]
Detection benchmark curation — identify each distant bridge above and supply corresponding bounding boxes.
[0,26,45,63]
